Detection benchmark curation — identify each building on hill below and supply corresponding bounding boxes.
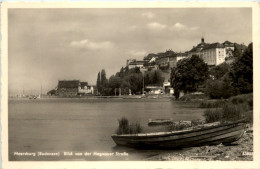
[126,59,136,66]
[56,80,80,97]
[169,52,188,68]
[222,41,235,58]
[200,43,226,66]
[144,53,158,62]
[187,38,247,66]
[156,56,171,70]
[188,37,209,58]
[127,59,147,69]
[156,50,188,70]
[155,50,175,70]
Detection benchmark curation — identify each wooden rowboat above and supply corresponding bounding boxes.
[111,119,246,149]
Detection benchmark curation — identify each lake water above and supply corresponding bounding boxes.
[8,98,205,161]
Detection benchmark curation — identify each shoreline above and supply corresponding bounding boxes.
[146,127,253,161]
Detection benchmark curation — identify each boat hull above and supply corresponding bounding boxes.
[111,120,246,149]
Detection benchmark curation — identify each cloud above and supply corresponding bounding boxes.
[147,22,198,32]
[170,22,199,31]
[173,22,186,29]
[128,50,147,57]
[142,12,155,19]
[70,39,114,50]
[147,22,167,30]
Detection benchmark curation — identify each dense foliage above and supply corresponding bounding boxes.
[209,62,230,80]
[170,55,209,99]
[205,74,235,99]
[229,43,253,94]
[96,67,164,96]
[206,43,253,99]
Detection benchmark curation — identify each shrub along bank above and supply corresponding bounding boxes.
[115,117,143,135]
[202,93,253,123]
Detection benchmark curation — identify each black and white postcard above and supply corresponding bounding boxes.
[1,2,260,169]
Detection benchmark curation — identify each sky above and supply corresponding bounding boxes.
[8,8,252,94]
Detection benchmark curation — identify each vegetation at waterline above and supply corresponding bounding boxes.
[96,67,164,96]
[116,117,143,135]
[203,93,253,123]
[199,100,227,108]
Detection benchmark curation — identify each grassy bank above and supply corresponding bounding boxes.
[201,93,253,123]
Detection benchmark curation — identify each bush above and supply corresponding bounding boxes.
[116,117,129,135]
[230,93,253,110]
[221,104,243,121]
[204,108,223,123]
[129,122,142,134]
[205,76,236,99]
[199,100,226,108]
[243,110,253,123]
[116,117,143,135]
[203,100,253,123]
[179,93,208,101]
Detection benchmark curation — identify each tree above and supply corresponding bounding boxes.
[109,75,122,95]
[100,69,107,86]
[126,73,143,94]
[96,72,101,94]
[143,70,164,86]
[170,55,209,99]
[206,74,235,99]
[153,71,159,84]
[95,69,109,95]
[144,73,150,86]
[229,43,253,94]
[210,62,230,80]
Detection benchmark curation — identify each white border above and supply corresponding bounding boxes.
[1,2,260,169]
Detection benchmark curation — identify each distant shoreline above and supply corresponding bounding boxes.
[9,94,175,100]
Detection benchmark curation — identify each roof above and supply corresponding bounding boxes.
[176,52,188,57]
[189,47,202,53]
[164,50,175,56]
[223,41,234,47]
[80,82,88,88]
[129,60,146,65]
[58,80,80,89]
[189,41,210,53]
[144,53,158,60]
[202,43,224,50]
[223,41,232,45]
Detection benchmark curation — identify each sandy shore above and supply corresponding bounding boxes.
[146,127,253,161]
